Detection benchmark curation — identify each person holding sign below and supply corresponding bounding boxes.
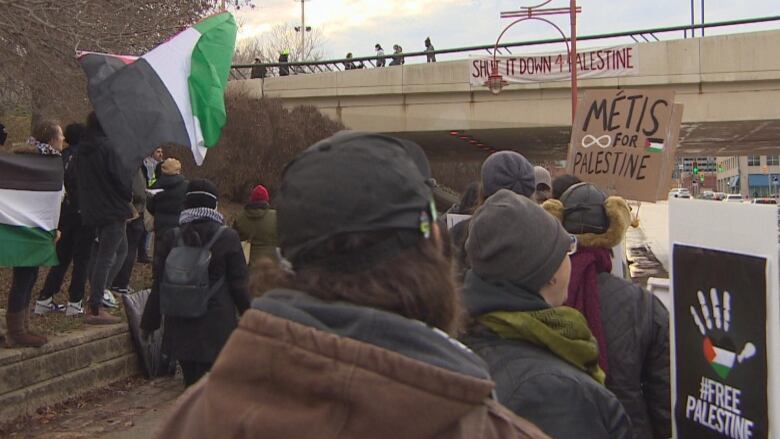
[461,189,632,439]
[543,182,670,439]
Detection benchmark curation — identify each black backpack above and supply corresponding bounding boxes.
[160,226,226,318]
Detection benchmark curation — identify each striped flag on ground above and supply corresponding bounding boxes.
[0,154,64,267]
[77,12,237,170]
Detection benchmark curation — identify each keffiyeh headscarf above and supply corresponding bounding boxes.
[27,137,61,156]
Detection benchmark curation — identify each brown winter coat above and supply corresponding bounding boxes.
[155,290,548,439]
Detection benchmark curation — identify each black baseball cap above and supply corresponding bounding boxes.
[277,131,434,269]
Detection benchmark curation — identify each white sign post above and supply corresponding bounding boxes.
[669,199,779,438]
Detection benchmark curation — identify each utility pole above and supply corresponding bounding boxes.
[295,0,311,61]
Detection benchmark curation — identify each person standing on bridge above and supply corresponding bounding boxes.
[278,49,290,76]
[250,57,267,79]
[425,37,436,63]
[390,44,404,66]
[375,44,385,67]
[542,182,671,439]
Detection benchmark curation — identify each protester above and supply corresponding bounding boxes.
[5,120,64,347]
[35,123,95,316]
[232,184,278,265]
[110,168,148,295]
[543,182,671,438]
[141,179,250,387]
[533,166,552,204]
[250,57,267,79]
[154,132,548,439]
[143,146,163,185]
[452,151,535,279]
[552,174,581,200]
[147,158,188,241]
[0,122,7,146]
[343,52,356,70]
[389,44,404,66]
[76,111,131,325]
[278,49,290,76]
[375,44,385,67]
[450,181,481,215]
[461,189,632,438]
[552,174,630,279]
[425,37,436,63]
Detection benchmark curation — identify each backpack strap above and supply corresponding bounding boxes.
[203,225,227,251]
[172,227,184,247]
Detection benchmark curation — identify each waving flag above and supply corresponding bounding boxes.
[0,154,63,267]
[78,12,237,169]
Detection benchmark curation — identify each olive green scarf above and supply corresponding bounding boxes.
[478,307,606,384]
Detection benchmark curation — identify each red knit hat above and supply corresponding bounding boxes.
[250,184,269,203]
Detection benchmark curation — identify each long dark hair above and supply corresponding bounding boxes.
[251,229,464,335]
[455,181,481,214]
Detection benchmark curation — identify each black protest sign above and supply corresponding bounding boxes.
[674,244,768,439]
[567,89,679,202]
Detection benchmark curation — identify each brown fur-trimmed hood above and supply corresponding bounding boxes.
[542,196,631,249]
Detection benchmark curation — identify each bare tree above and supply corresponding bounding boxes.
[233,23,328,77]
[0,0,252,123]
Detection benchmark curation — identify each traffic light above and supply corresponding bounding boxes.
[692,162,699,175]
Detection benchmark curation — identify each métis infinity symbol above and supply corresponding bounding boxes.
[581,134,612,149]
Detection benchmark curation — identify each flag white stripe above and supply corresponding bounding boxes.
[0,188,63,230]
[142,28,206,164]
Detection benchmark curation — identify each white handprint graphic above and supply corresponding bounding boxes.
[690,288,756,380]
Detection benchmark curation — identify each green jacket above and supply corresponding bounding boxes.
[232,202,278,264]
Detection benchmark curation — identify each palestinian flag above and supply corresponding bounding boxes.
[645,137,665,153]
[78,12,237,170]
[703,336,736,379]
[0,154,64,267]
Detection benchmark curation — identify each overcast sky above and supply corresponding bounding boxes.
[235,0,780,61]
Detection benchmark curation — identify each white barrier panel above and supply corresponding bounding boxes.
[669,199,778,439]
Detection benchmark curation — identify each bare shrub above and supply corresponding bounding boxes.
[171,94,344,204]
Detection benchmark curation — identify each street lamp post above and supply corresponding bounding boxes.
[489,1,581,121]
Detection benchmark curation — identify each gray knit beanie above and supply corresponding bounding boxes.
[481,151,535,198]
[466,189,570,292]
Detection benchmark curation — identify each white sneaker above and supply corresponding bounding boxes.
[102,290,119,308]
[66,301,85,316]
[34,298,65,315]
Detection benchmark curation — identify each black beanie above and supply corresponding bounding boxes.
[185,179,219,209]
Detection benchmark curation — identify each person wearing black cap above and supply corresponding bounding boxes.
[461,189,632,439]
[154,132,548,439]
[543,183,670,439]
[141,179,250,387]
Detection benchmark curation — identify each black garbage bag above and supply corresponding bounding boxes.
[122,289,176,378]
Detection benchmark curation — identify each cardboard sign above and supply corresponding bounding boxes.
[470,45,639,85]
[567,89,681,202]
[669,200,780,438]
[445,213,471,230]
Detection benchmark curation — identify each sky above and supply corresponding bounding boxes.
[235,0,780,61]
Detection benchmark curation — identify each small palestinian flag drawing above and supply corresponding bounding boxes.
[645,137,665,153]
[703,337,736,379]
[78,12,237,170]
[0,154,64,267]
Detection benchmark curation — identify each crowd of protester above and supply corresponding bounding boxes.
[0,116,671,438]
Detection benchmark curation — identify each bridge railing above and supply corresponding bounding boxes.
[230,15,780,80]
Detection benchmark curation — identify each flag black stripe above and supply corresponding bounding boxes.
[0,154,63,192]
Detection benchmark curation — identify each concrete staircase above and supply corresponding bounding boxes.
[0,323,139,423]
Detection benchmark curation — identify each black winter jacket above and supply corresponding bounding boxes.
[147,174,187,236]
[598,272,671,439]
[141,220,250,363]
[75,134,133,227]
[461,271,632,439]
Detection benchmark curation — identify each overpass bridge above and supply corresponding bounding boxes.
[230,24,780,162]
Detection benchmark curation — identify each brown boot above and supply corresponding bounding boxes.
[84,307,121,325]
[5,311,47,348]
[23,310,46,339]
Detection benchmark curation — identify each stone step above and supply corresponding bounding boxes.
[0,323,140,423]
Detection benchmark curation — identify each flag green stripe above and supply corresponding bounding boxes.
[0,223,58,267]
[189,13,237,148]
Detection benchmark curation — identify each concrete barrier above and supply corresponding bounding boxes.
[0,323,139,423]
